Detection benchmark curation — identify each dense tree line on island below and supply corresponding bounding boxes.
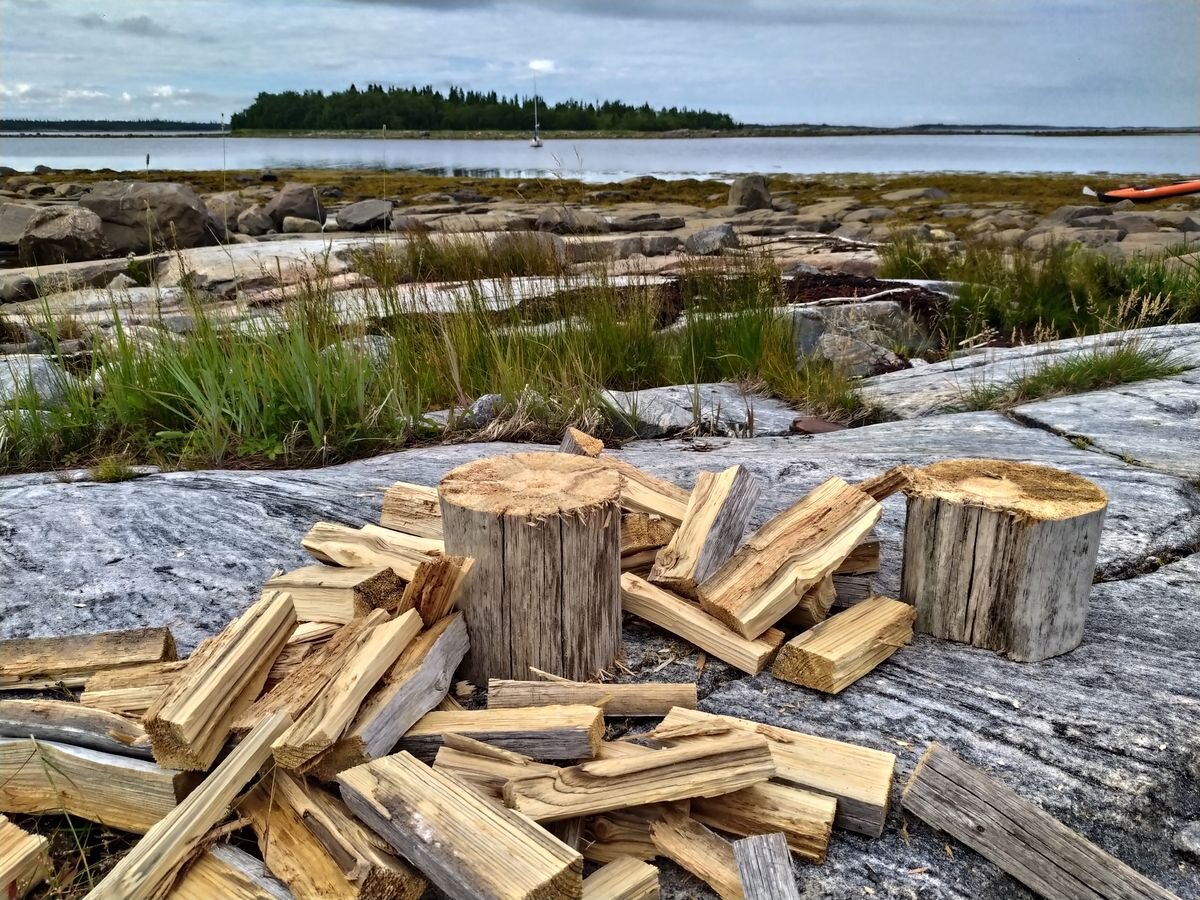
[0,119,223,132]
[229,84,738,132]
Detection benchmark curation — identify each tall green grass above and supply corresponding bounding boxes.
[879,236,1200,348]
[0,260,864,473]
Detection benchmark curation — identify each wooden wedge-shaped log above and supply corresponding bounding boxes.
[621,513,678,556]
[0,699,153,758]
[0,738,192,834]
[582,856,659,900]
[698,477,882,639]
[79,660,189,719]
[234,611,387,737]
[0,814,50,900]
[650,813,743,900]
[733,833,800,900]
[902,743,1179,900]
[779,574,836,632]
[433,734,563,802]
[272,609,422,770]
[302,522,438,581]
[337,751,584,900]
[308,612,469,779]
[772,595,914,693]
[504,732,775,822]
[398,556,473,624]
[488,677,696,718]
[86,711,292,900]
[560,426,604,457]
[380,481,443,539]
[145,591,295,771]
[398,704,604,762]
[168,844,294,900]
[266,622,341,688]
[835,537,881,576]
[265,565,406,623]
[856,465,914,501]
[602,457,690,523]
[582,803,686,864]
[658,707,895,837]
[621,574,785,675]
[600,739,833,864]
[0,627,176,692]
[650,465,760,598]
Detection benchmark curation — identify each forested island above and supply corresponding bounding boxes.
[228,84,738,132]
[0,118,222,133]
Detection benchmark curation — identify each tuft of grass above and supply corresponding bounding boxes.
[88,455,137,483]
[355,231,570,284]
[958,339,1184,411]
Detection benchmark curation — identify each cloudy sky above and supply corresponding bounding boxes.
[1,0,1196,126]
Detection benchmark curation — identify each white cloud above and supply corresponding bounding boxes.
[528,59,557,74]
[0,82,33,97]
[121,91,132,102]
[150,85,175,98]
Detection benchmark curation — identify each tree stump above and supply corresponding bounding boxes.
[438,452,622,681]
[900,459,1107,662]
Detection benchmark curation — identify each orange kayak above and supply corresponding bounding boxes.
[1083,179,1200,203]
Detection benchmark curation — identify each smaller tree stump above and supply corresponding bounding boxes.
[901,459,1107,662]
[439,453,622,682]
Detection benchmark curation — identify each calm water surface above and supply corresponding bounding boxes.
[1,133,1196,181]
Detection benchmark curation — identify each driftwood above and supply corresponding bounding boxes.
[902,459,1108,662]
[733,833,801,900]
[145,591,295,771]
[902,743,1178,900]
[772,595,915,693]
[0,627,176,691]
[621,574,785,675]
[337,751,584,900]
[649,465,761,598]
[87,711,292,900]
[0,737,192,833]
[309,612,469,779]
[397,705,604,762]
[0,699,153,758]
[440,453,623,681]
[698,477,881,639]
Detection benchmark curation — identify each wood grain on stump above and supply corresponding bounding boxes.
[901,459,1107,662]
[439,452,622,681]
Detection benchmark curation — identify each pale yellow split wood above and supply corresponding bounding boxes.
[0,813,50,900]
[582,856,659,900]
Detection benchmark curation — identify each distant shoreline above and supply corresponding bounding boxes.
[3,126,1199,140]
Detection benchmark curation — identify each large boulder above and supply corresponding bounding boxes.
[728,174,771,211]
[534,207,609,235]
[264,183,324,228]
[282,216,322,234]
[1,354,74,406]
[0,202,36,247]
[335,199,393,231]
[17,206,109,265]
[684,223,739,255]
[204,192,250,234]
[80,181,218,254]
[236,204,274,236]
[881,187,948,202]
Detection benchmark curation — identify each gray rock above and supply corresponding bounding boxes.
[1116,232,1199,255]
[0,274,36,304]
[728,174,771,211]
[282,216,322,234]
[106,273,139,291]
[0,354,73,405]
[608,214,685,233]
[831,222,874,242]
[1174,822,1200,860]
[1024,227,1120,250]
[17,206,109,266]
[2,414,1199,899]
[236,204,274,236]
[881,186,948,202]
[1041,204,1113,224]
[264,183,324,228]
[602,382,798,438]
[640,234,683,256]
[534,207,609,235]
[860,323,1200,418]
[814,333,906,377]
[488,230,567,264]
[684,223,739,255]
[462,393,504,429]
[842,206,894,223]
[1109,214,1160,236]
[0,202,36,247]
[52,182,85,198]
[1013,371,1200,479]
[204,191,249,234]
[789,299,929,357]
[80,181,218,254]
[336,199,393,231]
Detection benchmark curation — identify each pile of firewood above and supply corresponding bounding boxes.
[0,430,1174,900]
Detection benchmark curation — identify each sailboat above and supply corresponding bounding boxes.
[530,79,543,148]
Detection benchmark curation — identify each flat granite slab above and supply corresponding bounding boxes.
[1,412,1198,898]
[1014,370,1200,480]
[860,323,1200,419]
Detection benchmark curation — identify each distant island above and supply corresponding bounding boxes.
[0,118,223,134]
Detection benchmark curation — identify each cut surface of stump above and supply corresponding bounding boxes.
[439,452,622,681]
[901,459,1108,662]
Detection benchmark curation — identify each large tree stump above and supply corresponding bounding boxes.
[439,453,622,681]
[901,459,1107,662]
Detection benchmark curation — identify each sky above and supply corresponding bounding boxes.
[0,0,1197,127]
